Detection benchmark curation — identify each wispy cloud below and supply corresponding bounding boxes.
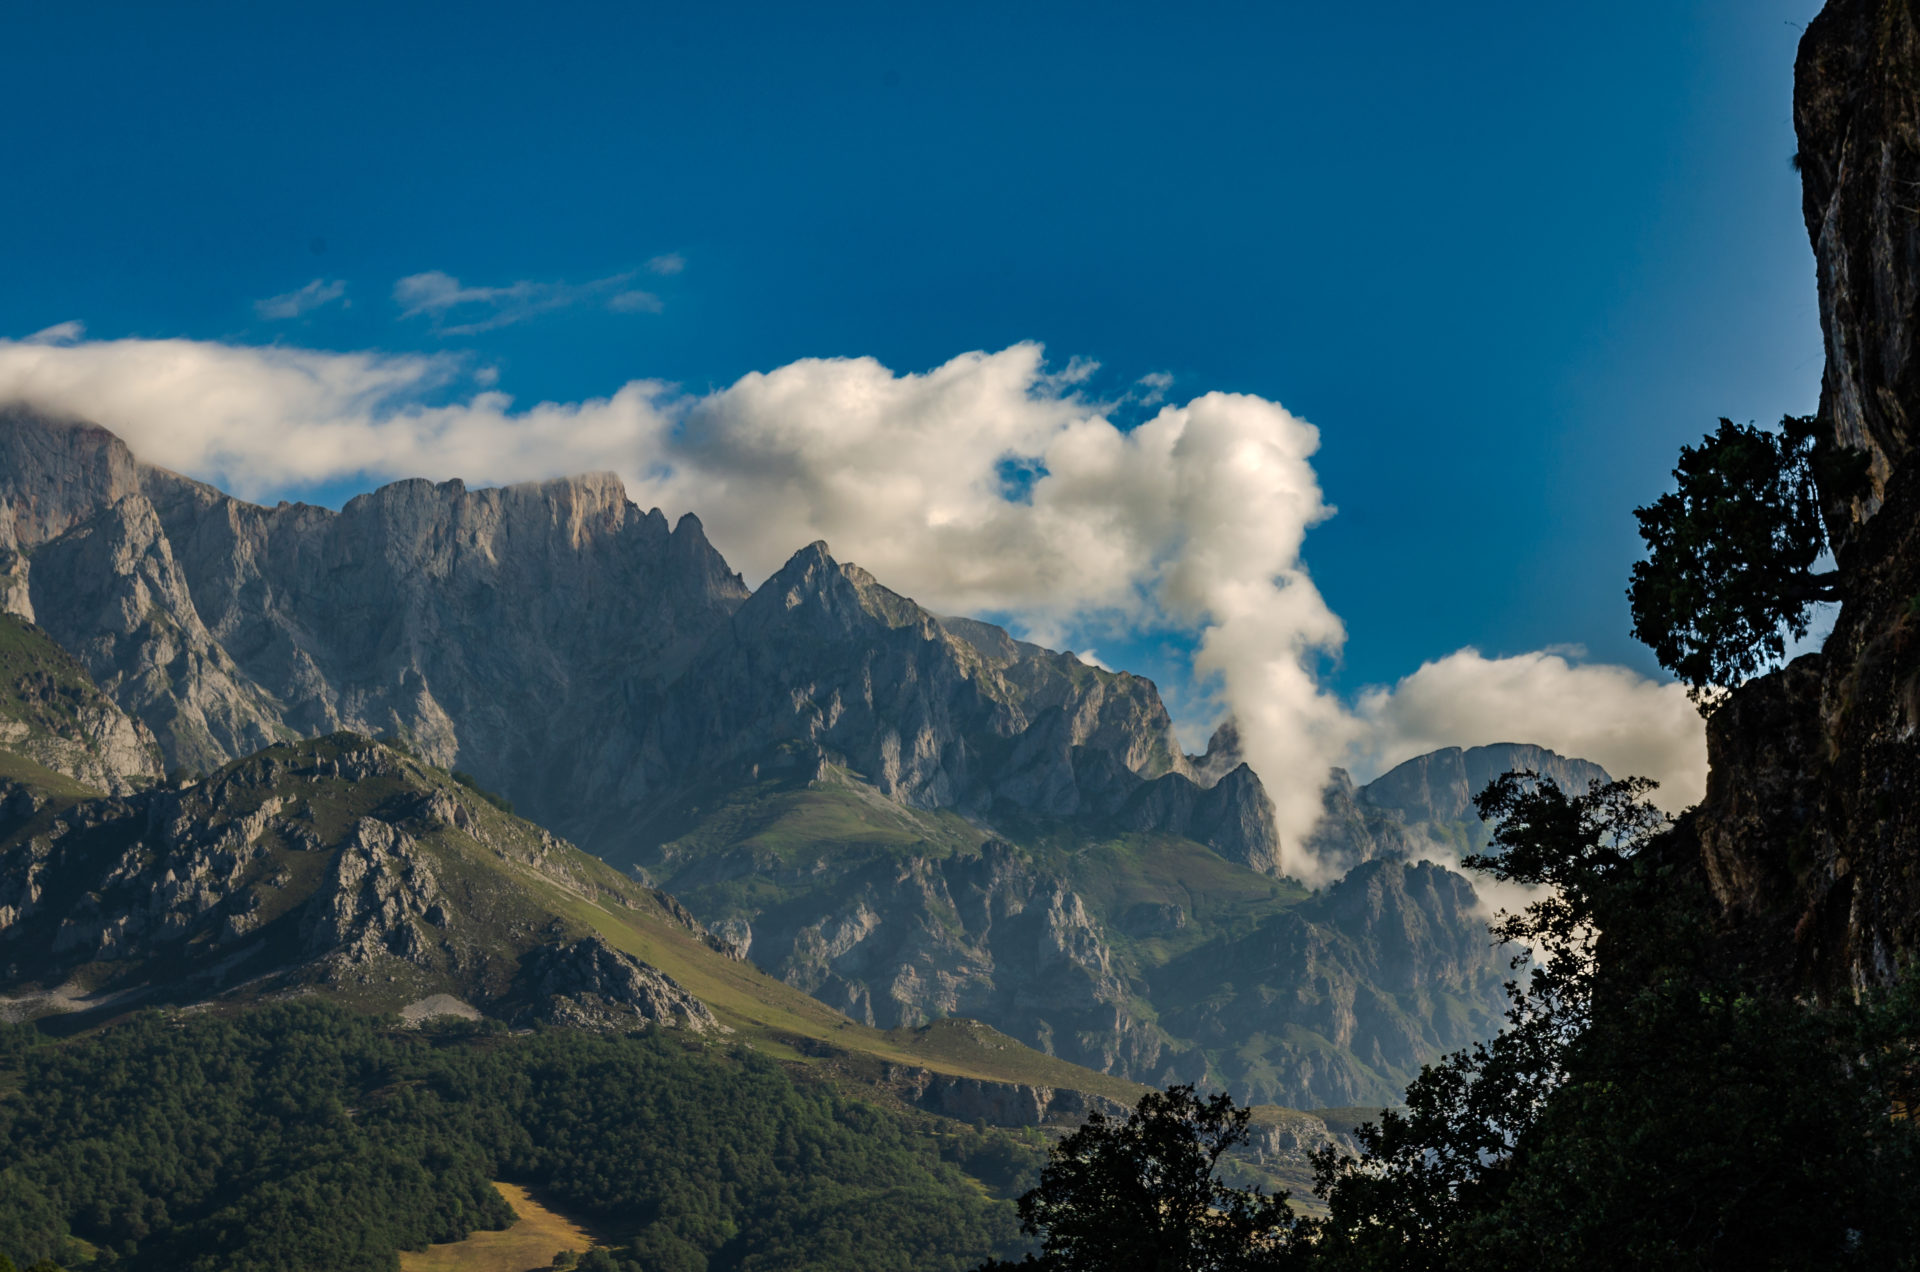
[255,279,348,320]
[23,320,85,346]
[393,269,660,335]
[646,253,685,276]
[608,290,663,314]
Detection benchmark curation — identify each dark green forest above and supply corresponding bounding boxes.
[0,1005,1034,1271]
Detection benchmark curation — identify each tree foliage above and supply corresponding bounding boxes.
[1628,414,1841,702]
[981,1085,1302,1271]
[1301,775,1665,1269]
[0,1005,1031,1271]
[1303,774,1920,1271]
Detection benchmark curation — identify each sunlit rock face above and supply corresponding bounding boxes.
[1359,744,1610,826]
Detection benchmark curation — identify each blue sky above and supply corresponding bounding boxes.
[0,1,1818,800]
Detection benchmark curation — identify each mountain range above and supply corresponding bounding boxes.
[0,406,1608,1106]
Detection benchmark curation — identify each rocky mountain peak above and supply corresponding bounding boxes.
[666,510,749,599]
[1360,743,1611,826]
[0,404,143,552]
[739,539,924,638]
[1188,717,1247,787]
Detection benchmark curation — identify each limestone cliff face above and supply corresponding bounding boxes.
[1150,860,1507,1107]
[27,490,290,769]
[1675,0,1920,994]
[727,837,1177,1081]
[630,542,1275,863]
[0,417,1278,870]
[1796,0,1920,531]
[135,464,750,803]
[937,613,1194,781]
[0,404,143,561]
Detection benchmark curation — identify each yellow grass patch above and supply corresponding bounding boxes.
[400,1182,594,1272]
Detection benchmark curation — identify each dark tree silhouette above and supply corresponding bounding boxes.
[1628,414,1842,704]
[979,1084,1300,1271]
[1305,774,1920,1270]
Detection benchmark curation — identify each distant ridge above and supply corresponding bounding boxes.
[1361,744,1611,825]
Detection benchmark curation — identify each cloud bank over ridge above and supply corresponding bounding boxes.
[0,333,1704,875]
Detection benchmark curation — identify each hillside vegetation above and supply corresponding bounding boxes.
[0,1003,1032,1271]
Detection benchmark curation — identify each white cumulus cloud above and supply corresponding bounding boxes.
[1353,648,1707,812]
[0,331,1706,880]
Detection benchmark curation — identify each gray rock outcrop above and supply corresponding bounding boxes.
[0,735,721,1033]
[519,936,719,1032]
[1659,0,1920,996]
[1149,860,1509,1106]
[887,1063,1132,1126]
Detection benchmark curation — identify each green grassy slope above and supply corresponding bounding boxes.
[0,747,100,799]
[0,612,101,736]
[0,611,161,793]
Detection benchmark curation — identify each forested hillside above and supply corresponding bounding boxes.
[0,1003,1034,1271]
